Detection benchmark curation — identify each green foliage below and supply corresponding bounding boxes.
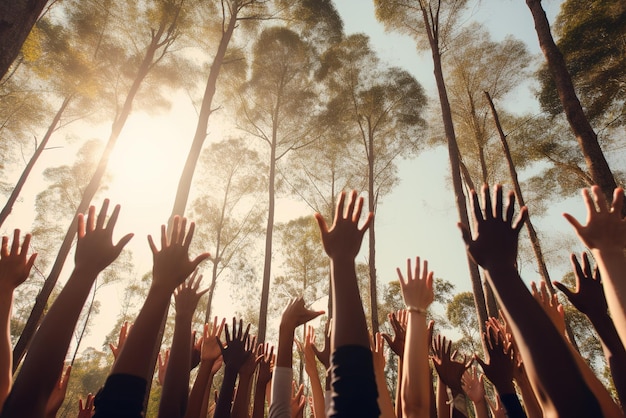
[446,291,481,354]
[538,0,626,127]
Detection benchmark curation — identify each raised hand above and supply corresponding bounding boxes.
[311,320,330,370]
[431,334,470,395]
[458,185,527,271]
[531,280,566,336]
[314,190,373,260]
[109,321,132,360]
[202,317,225,364]
[75,200,134,273]
[555,253,607,319]
[474,324,515,394]
[486,395,506,418]
[218,318,253,373]
[256,343,274,386]
[280,297,324,333]
[147,216,210,292]
[461,366,485,404]
[382,310,408,358]
[174,269,209,318]
[290,382,305,418]
[563,186,626,252]
[0,229,36,292]
[77,393,95,418]
[398,257,434,314]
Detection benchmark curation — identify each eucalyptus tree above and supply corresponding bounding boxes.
[13,0,191,370]
[189,137,265,322]
[238,26,320,342]
[374,0,491,329]
[317,33,427,332]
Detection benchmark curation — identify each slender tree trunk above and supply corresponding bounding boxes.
[422,10,488,332]
[0,95,72,228]
[0,0,49,81]
[13,23,168,372]
[484,91,580,351]
[258,143,277,343]
[525,0,619,210]
[367,129,379,333]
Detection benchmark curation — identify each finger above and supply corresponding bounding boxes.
[458,222,472,246]
[183,220,195,248]
[553,282,574,302]
[10,229,20,255]
[360,211,373,233]
[612,187,624,216]
[582,187,597,215]
[353,195,364,223]
[581,252,592,279]
[77,213,86,240]
[20,233,32,258]
[563,212,584,233]
[482,184,493,219]
[471,189,483,222]
[345,190,357,219]
[591,185,609,212]
[314,213,329,236]
[191,252,211,269]
[570,253,584,282]
[106,204,122,233]
[115,233,134,252]
[1,236,8,257]
[495,185,503,220]
[513,206,528,232]
[147,235,158,254]
[96,199,110,230]
[87,205,96,232]
[335,191,347,221]
[160,223,168,248]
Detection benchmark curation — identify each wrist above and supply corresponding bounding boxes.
[406,306,427,315]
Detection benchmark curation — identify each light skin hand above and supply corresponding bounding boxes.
[202,317,225,364]
[147,216,210,293]
[0,229,37,292]
[74,200,134,274]
[77,393,95,418]
[280,297,324,333]
[398,257,434,312]
[290,382,305,418]
[531,280,566,336]
[563,186,626,253]
[461,366,485,404]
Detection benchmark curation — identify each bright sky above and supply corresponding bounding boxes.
[3,0,598,354]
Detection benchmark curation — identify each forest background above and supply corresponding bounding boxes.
[0,0,624,415]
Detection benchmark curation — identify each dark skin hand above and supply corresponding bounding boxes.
[218,318,253,373]
[431,334,470,396]
[555,253,607,319]
[382,310,407,358]
[474,323,515,394]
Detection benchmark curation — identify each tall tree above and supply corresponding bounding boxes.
[189,137,264,322]
[239,26,319,342]
[317,33,427,332]
[13,0,188,370]
[525,0,619,207]
[374,0,491,330]
[0,0,51,80]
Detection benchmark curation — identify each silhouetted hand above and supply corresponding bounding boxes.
[382,310,407,358]
[174,269,209,318]
[77,393,94,418]
[75,200,133,274]
[431,334,470,395]
[312,321,331,370]
[148,216,210,292]
[0,229,36,292]
[280,297,324,333]
[218,318,253,373]
[458,185,527,271]
[202,317,225,364]
[290,382,305,418]
[555,253,608,320]
[256,343,274,386]
[474,323,515,393]
[315,190,373,260]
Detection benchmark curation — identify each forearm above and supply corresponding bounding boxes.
[111,284,171,379]
[395,358,403,418]
[485,265,600,415]
[185,360,215,418]
[251,378,270,418]
[231,374,253,418]
[214,367,238,418]
[402,312,429,417]
[304,365,325,418]
[593,249,626,346]
[0,293,13,409]
[471,398,489,418]
[374,364,395,418]
[268,366,292,418]
[514,366,543,418]
[330,258,369,349]
[6,268,97,414]
[588,312,626,406]
[159,314,193,418]
[436,377,450,418]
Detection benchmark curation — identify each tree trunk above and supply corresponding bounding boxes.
[0,95,72,228]
[0,0,49,81]
[525,0,619,210]
[258,141,277,343]
[12,23,167,372]
[484,91,580,351]
[367,128,379,333]
[421,8,488,332]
